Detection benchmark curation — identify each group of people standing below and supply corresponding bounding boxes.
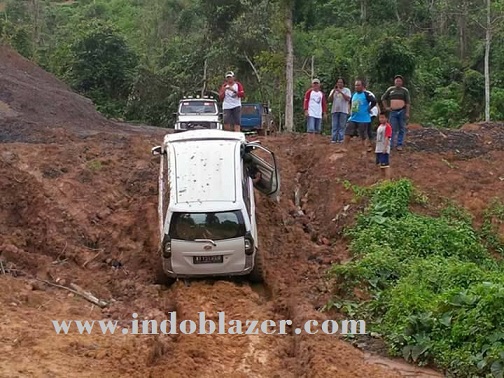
[218,70,410,179]
[303,75,411,178]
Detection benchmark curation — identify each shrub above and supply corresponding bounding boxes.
[328,179,504,377]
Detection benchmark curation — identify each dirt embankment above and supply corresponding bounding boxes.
[1,45,503,377]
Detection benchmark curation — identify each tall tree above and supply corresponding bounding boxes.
[485,0,491,121]
[284,0,294,132]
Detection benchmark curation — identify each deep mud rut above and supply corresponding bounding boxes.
[0,129,448,378]
[2,46,503,377]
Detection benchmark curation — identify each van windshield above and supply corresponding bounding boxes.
[169,211,246,241]
[179,101,218,114]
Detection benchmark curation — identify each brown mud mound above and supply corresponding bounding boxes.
[1,45,501,377]
[0,45,164,143]
[407,122,504,159]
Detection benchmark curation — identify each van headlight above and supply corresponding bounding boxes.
[244,232,254,255]
[162,236,172,258]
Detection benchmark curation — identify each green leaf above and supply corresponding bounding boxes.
[402,345,412,361]
[491,361,503,378]
[411,344,429,362]
[477,359,488,370]
[439,312,452,327]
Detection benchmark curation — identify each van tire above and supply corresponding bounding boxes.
[249,249,265,283]
[155,263,176,286]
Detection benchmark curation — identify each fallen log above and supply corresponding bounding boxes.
[69,283,109,308]
[34,278,109,308]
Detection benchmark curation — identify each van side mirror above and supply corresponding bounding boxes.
[151,146,163,156]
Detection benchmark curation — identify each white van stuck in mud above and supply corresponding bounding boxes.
[151,130,280,283]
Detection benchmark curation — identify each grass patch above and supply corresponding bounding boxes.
[328,179,504,378]
[480,199,504,255]
[86,159,103,171]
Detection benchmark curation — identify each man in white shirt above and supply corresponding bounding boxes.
[303,78,327,138]
[218,71,245,132]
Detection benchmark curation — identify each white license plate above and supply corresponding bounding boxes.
[193,255,223,264]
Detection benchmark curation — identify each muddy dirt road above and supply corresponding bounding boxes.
[2,46,503,377]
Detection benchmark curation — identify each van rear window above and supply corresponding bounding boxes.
[241,105,259,115]
[169,211,246,241]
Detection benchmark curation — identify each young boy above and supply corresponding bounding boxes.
[375,111,392,179]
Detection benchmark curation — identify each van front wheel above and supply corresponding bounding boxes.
[249,249,264,283]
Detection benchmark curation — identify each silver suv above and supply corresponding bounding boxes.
[151,130,280,283]
[174,97,223,132]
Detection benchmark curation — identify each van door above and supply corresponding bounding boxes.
[167,211,248,275]
[244,144,280,198]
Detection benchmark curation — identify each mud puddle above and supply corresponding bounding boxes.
[364,353,443,377]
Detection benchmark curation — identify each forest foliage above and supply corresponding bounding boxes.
[1,0,504,128]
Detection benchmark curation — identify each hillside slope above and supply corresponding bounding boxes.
[2,45,503,377]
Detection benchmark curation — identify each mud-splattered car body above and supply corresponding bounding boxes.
[152,130,280,282]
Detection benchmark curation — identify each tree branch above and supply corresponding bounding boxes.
[34,278,109,308]
[244,52,261,83]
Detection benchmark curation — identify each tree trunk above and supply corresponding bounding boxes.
[394,0,401,22]
[284,2,294,132]
[360,0,368,24]
[433,0,447,36]
[201,59,207,97]
[457,0,468,60]
[484,0,491,122]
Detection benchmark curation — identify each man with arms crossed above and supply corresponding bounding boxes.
[343,80,376,154]
[219,71,245,132]
[381,75,410,151]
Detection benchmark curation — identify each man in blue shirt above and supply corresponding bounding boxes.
[343,80,377,154]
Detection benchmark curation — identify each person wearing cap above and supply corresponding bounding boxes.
[303,78,327,138]
[219,71,245,132]
[381,75,411,151]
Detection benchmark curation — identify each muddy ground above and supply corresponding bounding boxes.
[1,46,503,377]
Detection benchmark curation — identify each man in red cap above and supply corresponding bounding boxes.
[219,71,245,132]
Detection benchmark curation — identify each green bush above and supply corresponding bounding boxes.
[429,99,463,128]
[491,88,504,120]
[329,179,504,377]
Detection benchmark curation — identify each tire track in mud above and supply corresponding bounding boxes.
[147,218,400,378]
[149,280,290,378]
